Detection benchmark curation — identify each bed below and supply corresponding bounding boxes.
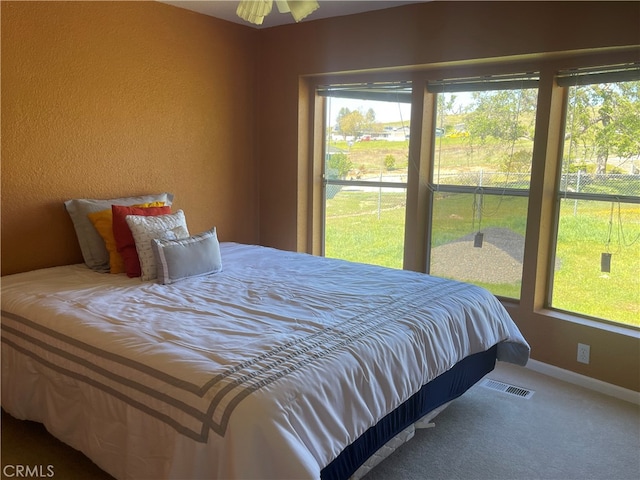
[1,241,530,479]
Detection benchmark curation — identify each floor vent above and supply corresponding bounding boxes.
[480,379,534,399]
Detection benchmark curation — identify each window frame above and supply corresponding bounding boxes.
[305,55,640,331]
[319,81,412,265]
[546,66,640,324]
[426,76,541,300]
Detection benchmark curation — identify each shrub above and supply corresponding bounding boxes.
[384,155,396,171]
[327,152,352,179]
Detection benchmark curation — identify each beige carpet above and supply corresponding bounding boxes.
[364,362,640,480]
[2,362,639,480]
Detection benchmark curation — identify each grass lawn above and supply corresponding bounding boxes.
[552,200,640,326]
[325,130,638,327]
[325,191,640,327]
[325,190,406,270]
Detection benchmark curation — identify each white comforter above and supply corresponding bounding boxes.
[1,243,529,479]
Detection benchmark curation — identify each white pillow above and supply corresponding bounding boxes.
[152,227,222,284]
[126,210,189,281]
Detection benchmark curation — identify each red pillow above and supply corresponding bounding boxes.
[112,205,171,277]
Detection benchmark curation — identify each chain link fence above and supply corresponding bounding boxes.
[433,171,531,189]
[433,171,640,197]
[560,172,640,197]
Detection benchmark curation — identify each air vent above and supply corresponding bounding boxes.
[479,379,534,399]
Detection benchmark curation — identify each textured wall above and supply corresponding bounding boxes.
[1,1,259,275]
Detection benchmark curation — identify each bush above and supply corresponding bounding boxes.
[327,153,352,179]
[567,163,596,174]
[607,165,625,174]
[384,155,396,171]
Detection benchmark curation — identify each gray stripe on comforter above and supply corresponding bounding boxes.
[1,279,472,441]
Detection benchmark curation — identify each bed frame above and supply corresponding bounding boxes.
[322,346,497,479]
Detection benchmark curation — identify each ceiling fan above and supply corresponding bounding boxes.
[236,0,320,25]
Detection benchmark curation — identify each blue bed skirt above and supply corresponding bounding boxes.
[321,345,498,480]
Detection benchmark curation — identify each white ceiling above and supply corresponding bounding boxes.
[160,1,429,29]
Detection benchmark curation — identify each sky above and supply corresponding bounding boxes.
[326,98,412,126]
[326,92,474,126]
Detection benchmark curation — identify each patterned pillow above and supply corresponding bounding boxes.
[152,227,222,284]
[63,193,173,272]
[87,202,165,274]
[112,205,172,278]
[126,210,190,281]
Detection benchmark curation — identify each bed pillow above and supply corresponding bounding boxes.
[152,227,222,285]
[126,210,190,281]
[64,193,173,272]
[87,201,165,274]
[112,205,172,278]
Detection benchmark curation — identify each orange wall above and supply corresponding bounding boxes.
[1,1,259,275]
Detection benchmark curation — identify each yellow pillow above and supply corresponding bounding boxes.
[88,202,165,273]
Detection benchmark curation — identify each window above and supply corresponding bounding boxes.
[310,60,639,329]
[320,83,411,269]
[427,74,539,299]
[551,65,640,326]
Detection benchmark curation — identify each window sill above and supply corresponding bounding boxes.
[510,302,640,338]
[540,308,639,336]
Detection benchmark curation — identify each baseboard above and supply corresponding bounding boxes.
[526,359,640,406]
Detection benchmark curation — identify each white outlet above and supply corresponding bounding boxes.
[577,343,590,364]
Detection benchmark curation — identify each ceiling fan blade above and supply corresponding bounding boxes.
[236,0,273,25]
[237,0,318,25]
[275,1,290,14]
[287,1,319,22]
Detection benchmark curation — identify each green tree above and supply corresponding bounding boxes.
[336,107,377,139]
[459,88,538,170]
[567,81,640,174]
[326,152,352,179]
[436,93,458,133]
[364,108,377,134]
[384,154,396,171]
[466,89,537,143]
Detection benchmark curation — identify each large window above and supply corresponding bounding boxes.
[551,66,640,326]
[320,83,411,268]
[312,62,639,329]
[428,74,539,299]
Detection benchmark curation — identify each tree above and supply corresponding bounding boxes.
[335,107,377,139]
[364,108,377,134]
[454,88,537,170]
[384,154,396,171]
[612,82,640,163]
[567,81,640,174]
[466,89,537,143]
[336,107,356,140]
[326,152,352,180]
[436,93,459,134]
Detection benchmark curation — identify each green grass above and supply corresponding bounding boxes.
[430,193,528,245]
[324,133,639,327]
[325,191,640,327]
[325,191,405,269]
[331,137,511,174]
[552,200,640,326]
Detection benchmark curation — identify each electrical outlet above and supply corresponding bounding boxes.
[577,343,590,364]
